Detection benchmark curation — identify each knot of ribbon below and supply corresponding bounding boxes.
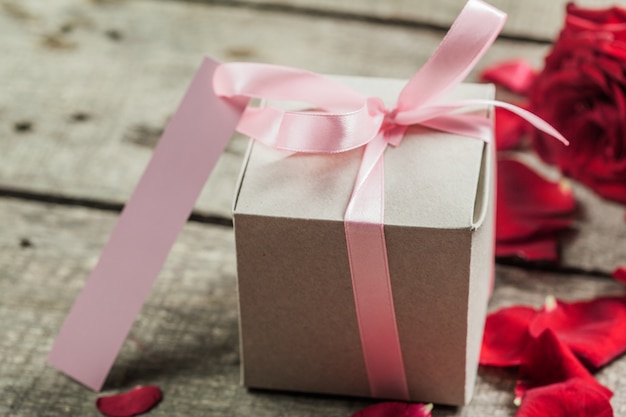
[212,0,567,401]
[377,110,406,147]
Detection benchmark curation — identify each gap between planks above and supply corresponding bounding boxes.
[1,187,613,280]
[0,187,234,227]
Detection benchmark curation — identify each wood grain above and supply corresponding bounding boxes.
[0,0,549,219]
[1,0,626,416]
[1,0,623,274]
[1,199,625,416]
[179,0,623,41]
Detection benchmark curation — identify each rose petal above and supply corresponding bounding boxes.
[515,378,614,417]
[566,2,626,34]
[495,158,576,261]
[480,306,537,366]
[480,59,538,95]
[494,234,559,262]
[529,296,626,368]
[612,266,626,284]
[96,385,163,417]
[498,158,576,219]
[515,329,609,399]
[494,106,528,151]
[351,402,433,417]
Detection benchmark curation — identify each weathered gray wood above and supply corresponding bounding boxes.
[1,199,625,416]
[563,180,626,274]
[0,0,550,218]
[2,0,626,416]
[197,0,621,41]
[1,2,623,271]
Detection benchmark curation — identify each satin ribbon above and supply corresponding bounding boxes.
[48,58,249,391]
[213,0,567,400]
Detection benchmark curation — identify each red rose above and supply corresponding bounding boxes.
[529,3,626,204]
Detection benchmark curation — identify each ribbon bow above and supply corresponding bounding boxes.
[212,0,566,400]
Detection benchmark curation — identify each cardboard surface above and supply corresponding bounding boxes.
[233,77,495,405]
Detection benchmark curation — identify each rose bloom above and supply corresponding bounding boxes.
[529,4,626,204]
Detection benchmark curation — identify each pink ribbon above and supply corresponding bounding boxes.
[48,59,249,390]
[212,0,567,400]
[48,0,567,396]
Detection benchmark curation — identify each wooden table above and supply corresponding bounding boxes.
[2,0,625,415]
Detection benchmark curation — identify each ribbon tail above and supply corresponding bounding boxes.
[344,136,409,400]
[397,99,568,147]
[47,58,248,390]
[462,99,569,145]
[420,114,493,143]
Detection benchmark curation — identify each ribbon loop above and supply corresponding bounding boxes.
[214,62,366,110]
[235,101,386,153]
[215,65,390,153]
[396,0,506,112]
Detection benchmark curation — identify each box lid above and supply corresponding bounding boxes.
[233,76,494,230]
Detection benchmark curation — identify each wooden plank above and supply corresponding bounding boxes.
[1,199,625,416]
[0,0,550,217]
[0,0,622,275]
[184,0,620,42]
[563,182,626,274]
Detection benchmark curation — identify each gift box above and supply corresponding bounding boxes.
[233,76,495,405]
[50,0,563,404]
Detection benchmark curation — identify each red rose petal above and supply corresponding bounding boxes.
[494,234,559,262]
[515,329,609,399]
[497,158,576,219]
[611,266,626,284]
[529,296,626,368]
[494,106,528,151]
[495,158,576,261]
[96,385,163,417]
[515,379,614,417]
[579,180,626,206]
[480,305,537,366]
[351,402,433,417]
[566,2,626,33]
[480,59,538,95]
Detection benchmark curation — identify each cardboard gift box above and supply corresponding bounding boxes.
[50,0,542,403]
[233,76,495,405]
